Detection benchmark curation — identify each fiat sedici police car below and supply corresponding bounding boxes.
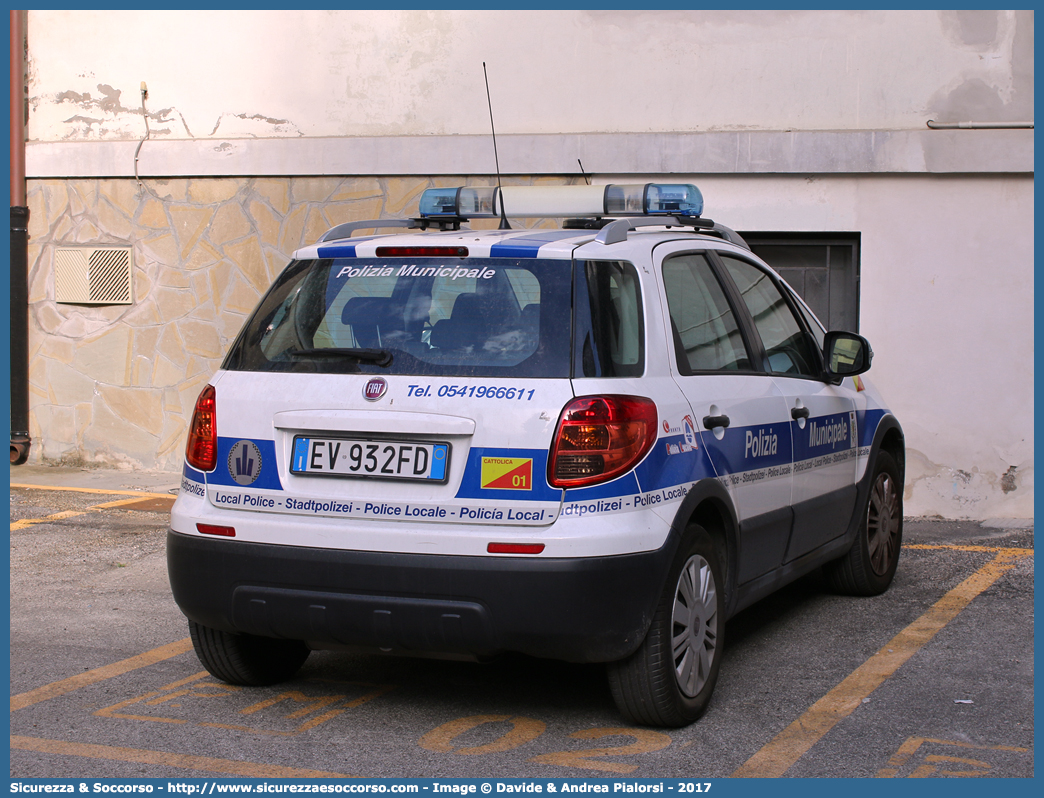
[168,183,904,727]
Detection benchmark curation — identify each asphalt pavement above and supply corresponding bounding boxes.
[8,463,1035,780]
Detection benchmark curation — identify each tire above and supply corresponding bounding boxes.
[826,450,903,596]
[189,620,310,686]
[607,526,724,727]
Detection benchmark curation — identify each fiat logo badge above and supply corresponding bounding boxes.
[363,377,388,401]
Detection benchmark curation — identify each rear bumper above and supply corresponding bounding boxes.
[166,530,675,663]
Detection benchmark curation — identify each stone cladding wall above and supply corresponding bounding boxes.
[23,175,568,469]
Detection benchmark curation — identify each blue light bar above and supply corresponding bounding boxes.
[605,184,704,216]
[418,188,460,217]
[644,184,704,216]
[419,187,499,217]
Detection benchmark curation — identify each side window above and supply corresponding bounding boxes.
[662,253,751,373]
[792,293,826,350]
[719,255,820,378]
[575,260,644,377]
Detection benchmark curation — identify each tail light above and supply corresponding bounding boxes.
[186,385,217,471]
[548,395,657,488]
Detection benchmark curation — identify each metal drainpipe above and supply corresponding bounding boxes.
[10,9,31,465]
[926,120,1034,129]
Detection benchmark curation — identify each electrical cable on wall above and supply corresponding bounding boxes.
[134,81,150,196]
[133,82,170,202]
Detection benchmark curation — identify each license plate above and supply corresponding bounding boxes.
[291,437,450,482]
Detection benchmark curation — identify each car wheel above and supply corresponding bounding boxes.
[607,525,724,727]
[826,450,903,596]
[189,620,310,686]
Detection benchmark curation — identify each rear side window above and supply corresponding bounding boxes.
[224,258,571,378]
[574,260,644,378]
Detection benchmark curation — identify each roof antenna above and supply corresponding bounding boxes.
[483,62,510,230]
[577,159,590,186]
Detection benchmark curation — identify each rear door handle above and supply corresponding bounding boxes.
[791,406,810,420]
[703,414,730,430]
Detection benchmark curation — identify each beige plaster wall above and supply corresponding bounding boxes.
[27,10,1033,142]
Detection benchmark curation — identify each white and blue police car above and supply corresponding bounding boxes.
[168,183,904,727]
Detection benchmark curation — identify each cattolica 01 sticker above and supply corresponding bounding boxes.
[480,457,533,490]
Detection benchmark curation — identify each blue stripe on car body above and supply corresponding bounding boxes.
[489,231,583,258]
[315,244,357,258]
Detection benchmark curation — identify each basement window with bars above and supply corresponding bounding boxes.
[54,247,134,305]
[738,233,860,333]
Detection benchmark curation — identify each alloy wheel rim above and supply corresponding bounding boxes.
[867,472,900,576]
[671,554,719,697]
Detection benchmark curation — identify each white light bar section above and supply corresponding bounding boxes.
[498,185,609,217]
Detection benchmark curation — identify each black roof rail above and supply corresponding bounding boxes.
[709,223,749,250]
[317,217,467,244]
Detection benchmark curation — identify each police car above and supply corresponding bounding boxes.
[168,183,904,727]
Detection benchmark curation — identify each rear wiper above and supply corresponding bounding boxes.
[288,348,393,367]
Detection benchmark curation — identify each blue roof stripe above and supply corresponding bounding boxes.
[315,234,388,258]
[316,244,357,258]
[488,243,541,258]
[489,231,581,258]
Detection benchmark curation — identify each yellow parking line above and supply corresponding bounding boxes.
[92,495,172,510]
[11,639,194,711]
[908,543,1033,554]
[11,735,354,778]
[732,546,1032,777]
[11,482,173,499]
[10,510,88,531]
[10,494,174,531]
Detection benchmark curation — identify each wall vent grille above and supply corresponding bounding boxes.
[55,247,133,305]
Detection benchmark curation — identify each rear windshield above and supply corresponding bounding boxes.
[223,258,573,378]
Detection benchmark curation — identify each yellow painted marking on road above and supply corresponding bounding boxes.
[240,691,345,719]
[913,754,992,777]
[10,510,86,530]
[732,546,1033,778]
[92,493,176,511]
[97,676,393,736]
[90,496,154,509]
[143,678,234,706]
[10,493,176,531]
[11,482,173,499]
[11,639,194,711]
[94,673,229,722]
[200,710,347,738]
[119,495,177,512]
[419,714,547,755]
[305,677,399,709]
[908,543,1033,554]
[10,735,354,778]
[197,690,353,737]
[528,727,673,774]
[876,736,1030,778]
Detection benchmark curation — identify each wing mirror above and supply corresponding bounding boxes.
[824,331,873,377]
